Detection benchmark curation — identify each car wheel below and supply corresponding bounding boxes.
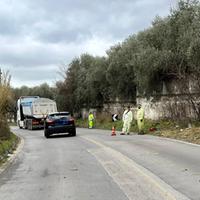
[70,128,76,137]
[44,129,50,138]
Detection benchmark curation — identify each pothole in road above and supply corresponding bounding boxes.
[70,168,78,171]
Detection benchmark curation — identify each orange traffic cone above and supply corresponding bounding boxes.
[111,126,116,136]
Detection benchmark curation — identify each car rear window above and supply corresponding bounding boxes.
[48,113,71,120]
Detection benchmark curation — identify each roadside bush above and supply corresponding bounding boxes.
[0,115,11,139]
[0,133,19,164]
[76,116,178,134]
[0,71,12,139]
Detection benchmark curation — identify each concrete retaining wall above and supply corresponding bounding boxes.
[80,95,200,121]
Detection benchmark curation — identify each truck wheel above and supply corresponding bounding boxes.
[18,121,23,129]
[24,120,28,129]
[27,120,33,130]
[17,121,22,129]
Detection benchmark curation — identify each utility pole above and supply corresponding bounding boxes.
[0,68,2,85]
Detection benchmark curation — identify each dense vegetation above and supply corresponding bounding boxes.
[55,0,200,113]
[9,0,200,117]
[0,72,19,164]
[0,71,12,139]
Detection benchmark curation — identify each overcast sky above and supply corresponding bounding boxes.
[0,0,177,88]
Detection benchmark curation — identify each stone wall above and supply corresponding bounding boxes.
[81,108,97,120]
[81,101,136,120]
[79,77,200,121]
[137,94,199,120]
[80,95,200,121]
[135,78,200,120]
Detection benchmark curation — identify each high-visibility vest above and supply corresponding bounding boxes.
[137,108,144,120]
[88,114,94,121]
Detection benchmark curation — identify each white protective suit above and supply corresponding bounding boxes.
[122,108,133,134]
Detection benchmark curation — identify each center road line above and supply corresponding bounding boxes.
[81,135,190,200]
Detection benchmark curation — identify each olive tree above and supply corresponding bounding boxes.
[0,71,12,138]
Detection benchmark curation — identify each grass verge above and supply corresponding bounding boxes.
[76,118,200,145]
[0,133,20,165]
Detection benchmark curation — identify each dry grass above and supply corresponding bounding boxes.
[152,127,200,144]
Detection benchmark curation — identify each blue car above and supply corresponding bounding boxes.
[44,112,76,138]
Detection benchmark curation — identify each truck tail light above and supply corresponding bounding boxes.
[32,120,39,125]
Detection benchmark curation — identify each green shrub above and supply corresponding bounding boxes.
[0,116,11,139]
[0,72,12,139]
[76,116,178,134]
[0,133,19,164]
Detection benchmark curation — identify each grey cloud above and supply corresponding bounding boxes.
[0,42,81,68]
[0,16,18,36]
[10,66,58,87]
[0,0,177,42]
[0,0,177,87]
[11,67,57,81]
[34,24,92,44]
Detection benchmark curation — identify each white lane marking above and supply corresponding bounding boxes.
[81,136,190,200]
[159,137,200,148]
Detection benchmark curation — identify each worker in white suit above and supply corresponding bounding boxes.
[120,106,133,135]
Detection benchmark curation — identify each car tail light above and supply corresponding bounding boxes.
[69,117,75,124]
[46,119,54,124]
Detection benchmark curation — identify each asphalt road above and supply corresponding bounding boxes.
[0,127,200,200]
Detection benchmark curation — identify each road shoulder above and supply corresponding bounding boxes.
[0,134,24,174]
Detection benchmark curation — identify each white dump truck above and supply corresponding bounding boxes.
[17,96,57,130]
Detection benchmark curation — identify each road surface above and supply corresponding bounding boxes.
[0,127,200,200]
